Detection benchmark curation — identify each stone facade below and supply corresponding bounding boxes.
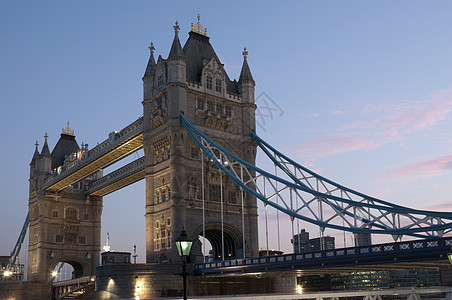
[27,132,102,282]
[142,19,259,264]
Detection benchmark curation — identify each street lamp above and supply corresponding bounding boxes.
[175,228,193,300]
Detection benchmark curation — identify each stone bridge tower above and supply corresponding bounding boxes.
[142,17,258,264]
[27,126,102,282]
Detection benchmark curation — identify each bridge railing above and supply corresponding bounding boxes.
[195,237,452,272]
[52,275,95,287]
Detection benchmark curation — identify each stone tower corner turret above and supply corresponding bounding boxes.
[167,21,186,84]
[238,47,255,104]
[143,42,156,101]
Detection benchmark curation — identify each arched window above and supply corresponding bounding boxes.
[215,79,222,92]
[65,208,77,220]
[206,76,212,89]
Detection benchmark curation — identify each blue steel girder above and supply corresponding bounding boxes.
[42,117,144,192]
[180,113,452,238]
[85,157,145,196]
[7,212,29,268]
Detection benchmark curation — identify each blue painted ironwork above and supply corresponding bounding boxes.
[195,237,452,275]
[180,112,452,238]
[7,213,29,268]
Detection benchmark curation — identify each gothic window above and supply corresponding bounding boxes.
[225,106,232,118]
[196,97,205,110]
[206,76,212,89]
[215,79,222,92]
[208,184,222,202]
[65,208,77,220]
[161,188,167,203]
[83,213,89,221]
[216,103,224,114]
[157,74,163,86]
[55,235,63,243]
[228,191,237,204]
[65,233,77,244]
[79,236,86,244]
[52,210,58,218]
[167,218,171,226]
[207,100,215,111]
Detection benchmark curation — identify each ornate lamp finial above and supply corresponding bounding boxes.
[191,14,207,36]
[242,47,248,59]
[173,21,180,34]
[62,121,74,136]
[149,42,155,54]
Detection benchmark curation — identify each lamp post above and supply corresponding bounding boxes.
[175,228,193,300]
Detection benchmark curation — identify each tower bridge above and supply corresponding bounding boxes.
[2,16,452,299]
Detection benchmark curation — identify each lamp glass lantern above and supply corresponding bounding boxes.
[175,229,193,259]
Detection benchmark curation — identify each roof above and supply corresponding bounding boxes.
[239,56,254,83]
[50,133,80,170]
[182,31,238,94]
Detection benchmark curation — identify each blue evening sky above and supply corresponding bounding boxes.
[1,1,452,261]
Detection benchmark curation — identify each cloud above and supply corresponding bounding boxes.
[293,87,452,160]
[296,135,379,158]
[380,153,452,182]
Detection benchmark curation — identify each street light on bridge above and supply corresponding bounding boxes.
[175,228,193,300]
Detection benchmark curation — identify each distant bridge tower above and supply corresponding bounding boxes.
[142,17,258,264]
[27,126,102,282]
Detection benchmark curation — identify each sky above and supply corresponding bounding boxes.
[1,1,452,264]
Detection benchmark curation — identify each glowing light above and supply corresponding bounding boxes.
[4,270,13,277]
[52,271,58,277]
[297,285,303,294]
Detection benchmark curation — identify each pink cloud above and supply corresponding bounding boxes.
[292,87,452,160]
[295,135,379,158]
[380,153,452,182]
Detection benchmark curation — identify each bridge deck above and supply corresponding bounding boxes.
[42,118,143,192]
[196,237,452,276]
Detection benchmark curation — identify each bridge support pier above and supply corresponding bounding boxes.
[87,263,296,298]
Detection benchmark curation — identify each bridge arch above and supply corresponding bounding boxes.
[192,223,243,262]
[49,255,90,281]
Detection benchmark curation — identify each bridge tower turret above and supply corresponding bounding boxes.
[142,17,258,265]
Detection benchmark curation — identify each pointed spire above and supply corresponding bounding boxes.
[41,132,51,157]
[239,47,254,83]
[168,21,185,60]
[30,141,40,164]
[144,42,157,77]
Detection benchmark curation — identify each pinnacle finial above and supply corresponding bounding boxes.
[149,42,155,54]
[44,132,48,142]
[35,140,39,150]
[173,21,180,34]
[62,121,74,136]
[242,47,248,59]
[191,14,207,36]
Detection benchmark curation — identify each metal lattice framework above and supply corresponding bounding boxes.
[181,113,452,240]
